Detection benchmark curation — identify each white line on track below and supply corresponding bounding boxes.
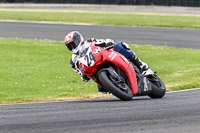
[166,88,200,93]
[0,88,200,106]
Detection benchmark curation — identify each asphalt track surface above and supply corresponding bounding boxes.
[0,21,200,49]
[0,89,200,133]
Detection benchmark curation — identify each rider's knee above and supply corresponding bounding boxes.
[114,42,133,59]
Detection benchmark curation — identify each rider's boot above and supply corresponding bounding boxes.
[129,54,149,72]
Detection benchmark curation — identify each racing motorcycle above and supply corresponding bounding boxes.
[78,42,166,101]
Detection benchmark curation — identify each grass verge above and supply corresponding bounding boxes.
[0,38,200,104]
[0,10,200,28]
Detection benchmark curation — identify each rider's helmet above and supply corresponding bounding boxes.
[65,31,84,54]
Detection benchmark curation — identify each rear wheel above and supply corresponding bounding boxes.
[98,71,133,101]
[148,75,166,98]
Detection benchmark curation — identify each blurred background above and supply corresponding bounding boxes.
[0,0,200,7]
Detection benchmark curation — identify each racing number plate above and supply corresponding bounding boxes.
[80,47,96,67]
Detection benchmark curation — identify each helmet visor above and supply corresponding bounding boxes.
[66,41,77,51]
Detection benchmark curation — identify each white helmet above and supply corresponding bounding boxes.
[65,31,84,54]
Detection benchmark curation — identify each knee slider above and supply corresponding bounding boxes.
[114,42,133,59]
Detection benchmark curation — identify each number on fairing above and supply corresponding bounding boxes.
[84,52,94,66]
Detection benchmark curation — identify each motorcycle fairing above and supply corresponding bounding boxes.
[104,50,138,95]
[79,45,138,95]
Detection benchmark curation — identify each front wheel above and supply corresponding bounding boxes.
[148,75,166,98]
[98,71,133,101]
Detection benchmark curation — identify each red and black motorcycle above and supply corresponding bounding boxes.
[78,42,166,101]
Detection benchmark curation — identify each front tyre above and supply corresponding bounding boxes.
[98,71,133,101]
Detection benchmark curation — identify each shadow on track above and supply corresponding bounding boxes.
[72,97,151,103]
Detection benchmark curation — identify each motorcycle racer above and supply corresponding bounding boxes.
[65,31,149,93]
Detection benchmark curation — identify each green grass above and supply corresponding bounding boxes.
[0,38,99,104]
[0,10,200,28]
[0,38,200,104]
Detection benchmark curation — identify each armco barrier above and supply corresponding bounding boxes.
[0,0,200,7]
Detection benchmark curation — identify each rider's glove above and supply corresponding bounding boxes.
[105,39,115,47]
[80,73,90,82]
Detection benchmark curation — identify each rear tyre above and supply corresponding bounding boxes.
[148,75,166,98]
[98,71,133,101]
